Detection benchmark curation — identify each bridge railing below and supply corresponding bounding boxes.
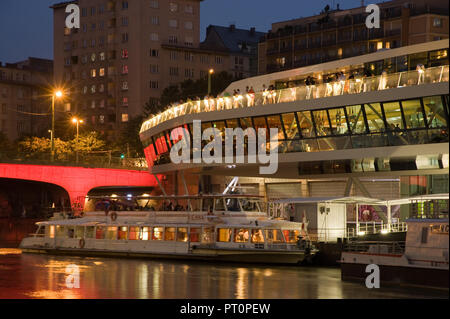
[0,156,149,171]
[141,65,449,132]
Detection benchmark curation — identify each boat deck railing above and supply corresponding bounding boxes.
[346,221,408,238]
[343,241,406,254]
[141,65,449,132]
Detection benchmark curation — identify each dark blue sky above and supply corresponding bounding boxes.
[0,0,385,63]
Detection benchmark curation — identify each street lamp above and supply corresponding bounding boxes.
[208,69,214,95]
[50,90,63,162]
[72,118,84,164]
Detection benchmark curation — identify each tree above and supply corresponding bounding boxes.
[18,136,71,161]
[71,131,106,153]
[118,115,145,157]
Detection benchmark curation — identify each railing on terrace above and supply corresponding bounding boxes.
[0,156,149,171]
[141,65,449,132]
[346,221,408,238]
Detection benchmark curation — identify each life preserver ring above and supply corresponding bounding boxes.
[79,238,85,249]
[110,212,118,222]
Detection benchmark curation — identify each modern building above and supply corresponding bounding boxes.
[52,0,264,140]
[0,58,53,141]
[139,40,449,221]
[258,0,449,74]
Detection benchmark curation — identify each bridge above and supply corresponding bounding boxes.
[0,163,158,212]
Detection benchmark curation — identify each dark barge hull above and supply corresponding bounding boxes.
[341,262,449,289]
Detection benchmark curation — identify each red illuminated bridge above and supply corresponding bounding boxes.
[0,163,158,211]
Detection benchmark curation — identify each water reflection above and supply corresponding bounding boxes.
[0,251,446,299]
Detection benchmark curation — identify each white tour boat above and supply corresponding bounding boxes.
[20,194,317,265]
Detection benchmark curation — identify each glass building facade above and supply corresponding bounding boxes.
[143,94,449,167]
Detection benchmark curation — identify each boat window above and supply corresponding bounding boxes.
[251,229,265,243]
[241,200,259,212]
[153,227,164,240]
[118,227,128,240]
[67,227,75,238]
[202,227,214,243]
[48,225,55,239]
[190,228,201,242]
[141,227,150,240]
[265,229,285,243]
[85,226,95,238]
[165,227,176,241]
[75,226,84,239]
[56,226,66,238]
[226,198,241,211]
[106,227,118,240]
[214,198,226,211]
[217,228,232,242]
[421,227,428,244]
[234,228,249,243]
[129,227,140,240]
[96,227,105,239]
[283,230,300,243]
[177,227,188,242]
[36,226,45,237]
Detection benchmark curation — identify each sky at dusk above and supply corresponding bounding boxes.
[0,0,385,63]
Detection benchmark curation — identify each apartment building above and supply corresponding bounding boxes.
[0,58,53,141]
[258,0,449,74]
[52,0,264,140]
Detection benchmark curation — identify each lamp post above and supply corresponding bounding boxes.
[72,118,83,164]
[208,69,214,95]
[51,90,63,162]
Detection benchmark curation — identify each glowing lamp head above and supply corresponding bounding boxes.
[72,118,78,124]
[55,90,63,98]
[209,69,214,74]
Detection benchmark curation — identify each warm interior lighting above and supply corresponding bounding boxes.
[377,42,383,50]
[381,229,389,234]
[357,231,366,236]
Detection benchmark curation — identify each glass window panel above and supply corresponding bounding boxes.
[234,228,250,242]
[252,117,267,131]
[118,227,128,240]
[239,117,253,130]
[281,113,300,139]
[95,226,105,239]
[201,121,212,131]
[214,198,226,211]
[266,115,285,140]
[312,110,332,136]
[226,119,239,128]
[251,229,265,243]
[141,227,150,240]
[346,105,367,134]
[190,228,201,242]
[164,227,176,241]
[422,96,447,128]
[106,227,118,240]
[364,103,385,133]
[265,229,285,243]
[152,227,164,240]
[383,102,404,130]
[202,227,214,243]
[283,230,300,243]
[328,108,349,135]
[217,228,232,242]
[401,99,426,129]
[297,111,315,138]
[177,227,188,242]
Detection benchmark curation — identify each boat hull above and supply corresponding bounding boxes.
[341,262,449,289]
[20,246,312,265]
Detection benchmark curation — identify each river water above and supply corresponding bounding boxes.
[0,248,446,299]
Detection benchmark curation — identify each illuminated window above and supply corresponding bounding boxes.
[265,229,285,243]
[122,81,128,90]
[152,227,163,240]
[91,69,97,78]
[122,49,128,59]
[118,227,128,240]
[164,227,176,241]
[251,229,265,243]
[91,53,96,62]
[121,114,129,122]
[234,228,249,243]
[91,85,96,94]
[283,230,300,243]
[217,228,232,242]
[433,18,442,27]
[190,228,201,242]
[122,65,129,74]
[177,228,188,242]
[377,41,383,50]
[99,68,105,77]
[99,52,105,61]
[122,97,129,106]
[169,2,178,12]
